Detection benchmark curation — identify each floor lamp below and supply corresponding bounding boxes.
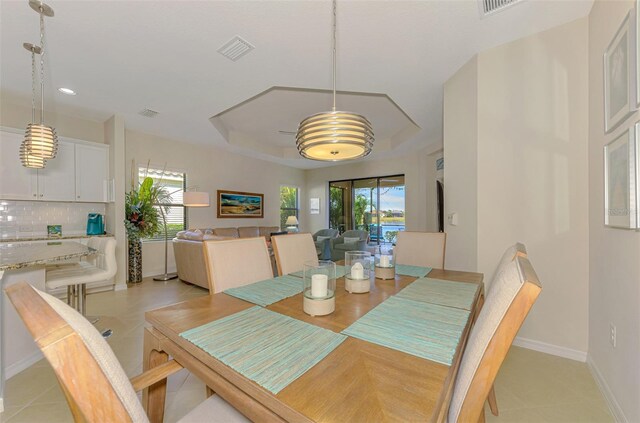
[153,190,210,281]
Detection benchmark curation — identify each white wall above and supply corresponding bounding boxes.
[425,150,443,233]
[125,130,305,277]
[444,18,590,356]
[443,57,479,272]
[304,151,429,234]
[588,1,640,422]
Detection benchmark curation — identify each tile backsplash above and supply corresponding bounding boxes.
[0,200,106,239]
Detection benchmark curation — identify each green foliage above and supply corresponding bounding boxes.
[124,176,169,240]
[384,230,399,243]
[329,186,344,231]
[353,194,369,231]
[280,186,298,209]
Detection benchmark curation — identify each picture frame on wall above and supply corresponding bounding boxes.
[604,126,638,228]
[217,190,264,218]
[604,10,635,133]
[310,197,320,214]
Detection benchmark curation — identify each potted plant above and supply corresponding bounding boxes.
[124,165,167,283]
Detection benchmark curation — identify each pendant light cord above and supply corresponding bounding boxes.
[39,8,46,124]
[31,50,36,123]
[332,0,336,112]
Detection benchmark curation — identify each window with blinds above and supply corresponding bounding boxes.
[139,167,188,242]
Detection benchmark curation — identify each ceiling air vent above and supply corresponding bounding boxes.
[138,108,159,118]
[479,0,523,17]
[218,36,254,61]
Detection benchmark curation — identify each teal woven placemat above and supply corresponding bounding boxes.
[395,264,432,278]
[396,278,478,310]
[341,296,469,365]
[181,307,346,394]
[224,275,303,306]
[290,264,348,279]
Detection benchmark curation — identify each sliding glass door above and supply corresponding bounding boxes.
[329,175,405,245]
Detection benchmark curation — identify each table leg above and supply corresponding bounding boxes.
[142,327,169,423]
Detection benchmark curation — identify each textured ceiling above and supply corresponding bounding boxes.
[0,0,593,169]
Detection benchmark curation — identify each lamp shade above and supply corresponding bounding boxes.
[285,215,299,225]
[183,191,210,207]
[19,140,46,169]
[23,123,58,160]
[296,111,373,161]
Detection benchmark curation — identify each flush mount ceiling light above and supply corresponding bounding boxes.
[20,0,58,168]
[58,87,76,95]
[296,0,373,161]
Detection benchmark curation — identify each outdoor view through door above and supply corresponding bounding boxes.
[329,175,405,245]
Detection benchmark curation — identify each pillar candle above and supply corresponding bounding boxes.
[311,274,328,298]
[351,262,364,279]
[380,255,390,267]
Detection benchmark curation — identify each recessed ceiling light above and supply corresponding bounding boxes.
[58,87,76,95]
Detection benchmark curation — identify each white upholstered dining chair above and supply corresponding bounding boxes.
[447,255,541,422]
[271,233,319,276]
[5,281,248,423]
[203,237,273,293]
[394,231,447,269]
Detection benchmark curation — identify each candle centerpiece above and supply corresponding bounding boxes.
[303,260,336,316]
[375,253,396,280]
[344,251,371,294]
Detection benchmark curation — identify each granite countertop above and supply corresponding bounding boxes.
[0,233,113,243]
[0,241,96,271]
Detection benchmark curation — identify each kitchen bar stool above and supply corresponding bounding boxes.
[46,237,116,317]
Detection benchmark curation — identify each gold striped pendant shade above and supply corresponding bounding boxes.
[19,139,46,169]
[23,123,58,161]
[296,111,374,161]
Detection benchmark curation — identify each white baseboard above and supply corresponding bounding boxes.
[513,336,587,362]
[587,355,627,423]
[5,350,44,380]
[114,283,128,291]
[0,397,4,413]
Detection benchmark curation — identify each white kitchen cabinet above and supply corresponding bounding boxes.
[75,143,108,202]
[0,131,37,200]
[0,129,110,203]
[38,141,76,201]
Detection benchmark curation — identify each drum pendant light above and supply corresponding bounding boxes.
[296,0,374,161]
[21,1,58,167]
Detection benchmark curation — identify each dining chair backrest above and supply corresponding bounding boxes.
[448,255,541,422]
[394,231,446,269]
[489,242,527,289]
[203,237,273,293]
[6,281,147,423]
[86,237,117,278]
[272,233,319,276]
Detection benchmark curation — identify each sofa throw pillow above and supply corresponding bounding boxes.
[203,234,231,241]
[343,237,360,244]
[184,229,204,241]
[175,230,187,239]
[316,236,331,243]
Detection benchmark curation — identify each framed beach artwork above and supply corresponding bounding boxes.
[217,190,264,218]
[604,126,638,228]
[604,11,635,133]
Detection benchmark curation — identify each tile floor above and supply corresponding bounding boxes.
[0,278,613,423]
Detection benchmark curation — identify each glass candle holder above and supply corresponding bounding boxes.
[345,251,371,293]
[303,260,336,316]
[375,253,396,280]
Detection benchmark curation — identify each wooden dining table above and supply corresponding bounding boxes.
[142,268,484,423]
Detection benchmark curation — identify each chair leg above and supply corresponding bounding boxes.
[487,385,499,416]
[206,386,215,398]
[77,284,86,316]
[477,407,486,423]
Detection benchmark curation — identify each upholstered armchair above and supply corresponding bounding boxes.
[313,229,339,260]
[330,230,369,261]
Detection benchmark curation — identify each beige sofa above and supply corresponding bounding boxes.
[172,226,280,289]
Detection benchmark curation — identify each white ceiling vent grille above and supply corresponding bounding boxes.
[138,108,159,118]
[479,0,523,17]
[218,36,255,61]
